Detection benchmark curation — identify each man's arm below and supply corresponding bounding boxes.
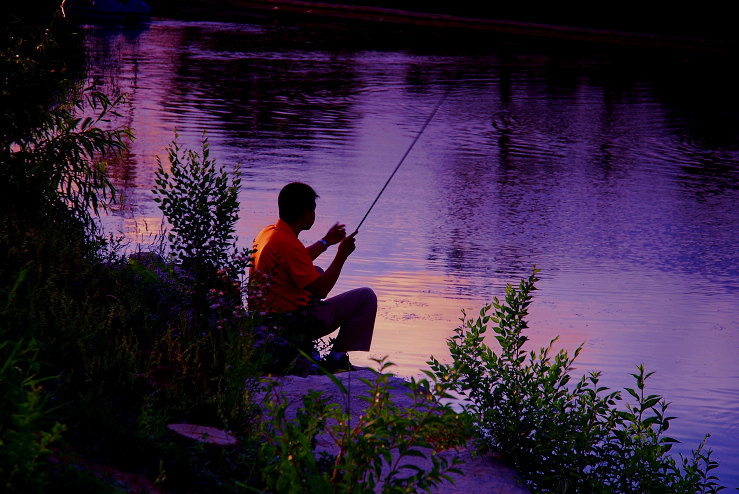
[306,222,347,260]
[306,239,328,260]
[304,232,356,299]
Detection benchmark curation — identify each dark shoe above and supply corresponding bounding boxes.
[322,353,357,374]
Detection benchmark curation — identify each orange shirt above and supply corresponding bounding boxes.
[251,219,320,313]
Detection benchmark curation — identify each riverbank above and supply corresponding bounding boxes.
[146,0,736,53]
[260,369,531,493]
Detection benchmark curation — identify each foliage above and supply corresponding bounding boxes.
[1,2,83,147]
[429,267,726,493]
[2,0,128,235]
[149,132,263,430]
[0,339,65,493]
[1,11,135,490]
[7,87,128,228]
[2,75,129,234]
[0,11,262,492]
[1,192,263,493]
[153,131,249,277]
[256,357,472,493]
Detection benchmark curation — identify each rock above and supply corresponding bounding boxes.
[166,423,238,447]
[257,369,530,493]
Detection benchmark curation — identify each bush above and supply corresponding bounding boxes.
[153,131,249,276]
[2,0,129,234]
[149,132,263,431]
[2,81,129,234]
[429,268,725,493]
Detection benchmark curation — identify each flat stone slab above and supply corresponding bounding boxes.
[258,370,530,493]
[167,423,238,447]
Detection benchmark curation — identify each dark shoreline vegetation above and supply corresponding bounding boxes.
[144,0,737,53]
[0,4,731,493]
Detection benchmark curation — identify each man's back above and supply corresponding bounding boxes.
[251,219,319,313]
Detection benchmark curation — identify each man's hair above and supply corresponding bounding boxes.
[278,182,319,222]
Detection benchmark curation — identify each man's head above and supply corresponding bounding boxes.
[278,182,319,227]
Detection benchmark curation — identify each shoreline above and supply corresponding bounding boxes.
[260,369,532,493]
[146,0,736,54]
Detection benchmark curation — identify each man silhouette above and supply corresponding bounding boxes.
[251,182,376,372]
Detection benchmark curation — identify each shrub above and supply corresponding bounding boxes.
[429,268,725,493]
[149,133,263,431]
[153,131,249,277]
[2,0,129,235]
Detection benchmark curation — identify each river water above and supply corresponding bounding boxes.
[83,17,739,486]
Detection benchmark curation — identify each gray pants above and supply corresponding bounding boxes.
[311,287,377,352]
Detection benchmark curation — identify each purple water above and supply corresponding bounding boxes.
[84,19,739,487]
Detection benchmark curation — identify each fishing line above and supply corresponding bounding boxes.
[352,89,450,235]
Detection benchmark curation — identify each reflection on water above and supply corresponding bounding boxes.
[84,19,739,486]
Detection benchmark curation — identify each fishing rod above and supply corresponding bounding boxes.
[352,89,450,235]
[340,88,449,427]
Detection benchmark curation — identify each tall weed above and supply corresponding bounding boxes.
[149,133,262,430]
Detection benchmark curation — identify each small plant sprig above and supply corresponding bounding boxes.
[429,267,726,493]
[256,357,472,493]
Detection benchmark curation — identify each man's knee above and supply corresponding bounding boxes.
[358,287,377,310]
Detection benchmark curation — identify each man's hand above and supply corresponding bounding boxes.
[337,231,357,259]
[323,222,347,246]
[306,232,357,299]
